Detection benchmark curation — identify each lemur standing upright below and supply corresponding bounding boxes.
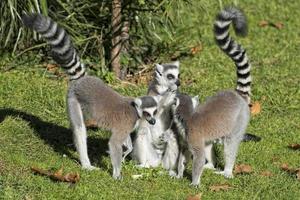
[170,7,254,186]
[132,62,200,168]
[22,14,176,179]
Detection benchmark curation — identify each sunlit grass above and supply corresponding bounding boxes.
[0,0,300,199]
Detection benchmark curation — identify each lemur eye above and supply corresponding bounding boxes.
[143,111,150,118]
[167,74,175,80]
[153,109,157,116]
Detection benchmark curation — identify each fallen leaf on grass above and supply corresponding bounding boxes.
[260,170,273,177]
[187,193,202,200]
[31,166,80,183]
[234,164,252,174]
[259,20,269,27]
[258,20,284,30]
[272,22,284,29]
[288,144,300,150]
[280,163,300,181]
[209,184,232,192]
[280,163,293,172]
[46,63,58,71]
[250,101,261,115]
[190,44,203,55]
[297,171,300,180]
[64,172,80,183]
[44,63,66,78]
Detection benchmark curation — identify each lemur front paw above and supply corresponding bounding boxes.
[158,131,172,143]
[167,84,177,93]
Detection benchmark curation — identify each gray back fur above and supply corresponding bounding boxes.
[68,75,138,132]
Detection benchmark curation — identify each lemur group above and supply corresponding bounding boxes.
[22,6,261,187]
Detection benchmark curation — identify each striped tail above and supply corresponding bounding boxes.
[171,102,187,147]
[214,7,251,104]
[22,14,85,80]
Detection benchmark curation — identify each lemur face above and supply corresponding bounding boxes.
[141,107,158,125]
[133,96,159,125]
[155,61,180,90]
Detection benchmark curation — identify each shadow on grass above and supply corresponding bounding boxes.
[0,108,109,168]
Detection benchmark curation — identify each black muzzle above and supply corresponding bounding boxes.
[148,118,156,125]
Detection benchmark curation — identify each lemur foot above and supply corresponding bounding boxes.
[136,164,150,169]
[168,170,177,177]
[82,165,100,171]
[113,174,123,180]
[215,170,234,178]
[176,174,183,179]
[190,182,200,188]
[203,163,216,170]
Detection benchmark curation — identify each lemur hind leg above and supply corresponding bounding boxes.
[109,130,129,180]
[215,133,243,178]
[68,97,97,170]
[190,144,206,187]
[204,143,216,170]
[161,130,179,177]
[176,149,191,179]
[122,135,133,162]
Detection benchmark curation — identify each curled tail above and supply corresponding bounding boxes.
[214,7,251,104]
[22,14,85,80]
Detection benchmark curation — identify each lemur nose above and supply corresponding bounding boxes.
[148,118,156,125]
[175,80,181,87]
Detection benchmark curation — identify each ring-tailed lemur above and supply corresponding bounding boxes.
[131,62,179,167]
[169,7,254,186]
[131,62,200,168]
[147,62,181,96]
[159,93,199,176]
[22,13,176,179]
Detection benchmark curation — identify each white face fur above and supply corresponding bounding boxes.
[155,61,180,92]
[133,97,159,125]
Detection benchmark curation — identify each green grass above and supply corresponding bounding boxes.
[1,0,300,199]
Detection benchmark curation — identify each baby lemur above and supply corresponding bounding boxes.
[169,7,253,186]
[22,14,175,179]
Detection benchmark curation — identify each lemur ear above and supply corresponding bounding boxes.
[172,60,180,68]
[173,97,180,109]
[153,95,162,103]
[133,98,142,108]
[155,64,164,75]
[133,98,143,117]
